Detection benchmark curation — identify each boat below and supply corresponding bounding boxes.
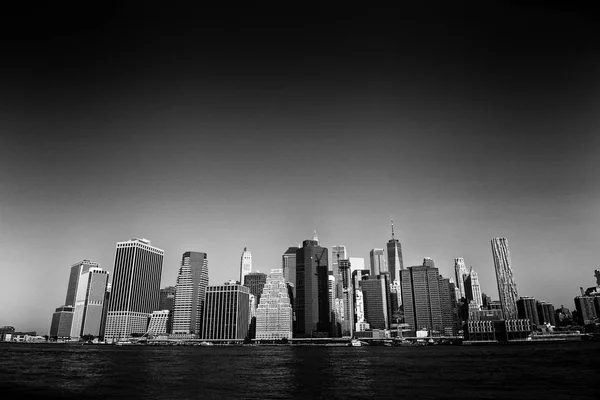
[349,339,365,347]
[199,341,214,346]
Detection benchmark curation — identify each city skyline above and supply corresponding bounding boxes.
[1,4,599,335]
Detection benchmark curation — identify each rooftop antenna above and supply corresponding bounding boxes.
[391,216,395,240]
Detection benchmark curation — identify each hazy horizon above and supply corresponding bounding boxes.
[1,4,599,333]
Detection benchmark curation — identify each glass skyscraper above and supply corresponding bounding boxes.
[386,219,404,282]
[70,267,109,339]
[491,237,519,320]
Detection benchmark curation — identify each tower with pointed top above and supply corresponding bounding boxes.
[386,217,404,282]
[240,247,252,284]
[454,258,468,300]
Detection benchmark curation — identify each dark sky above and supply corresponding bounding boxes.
[1,3,599,333]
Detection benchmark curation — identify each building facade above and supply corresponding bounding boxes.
[200,283,250,340]
[172,251,209,335]
[104,238,164,341]
[147,310,170,336]
[70,267,109,339]
[255,269,293,340]
[517,296,540,327]
[386,218,404,282]
[464,267,483,309]
[400,261,444,336]
[49,306,74,339]
[454,258,468,300]
[369,248,387,276]
[295,235,329,337]
[240,247,252,284]
[243,272,267,305]
[359,274,390,330]
[491,237,519,320]
[159,286,176,333]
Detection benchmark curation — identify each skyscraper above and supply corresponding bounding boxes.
[331,245,347,277]
[104,238,164,341]
[159,286,176,334]
[240,247,252,284]
[172,252,209,335]
[349,257,365,273]
[359,274,390,330]
[454,258,468,299]
[65,260,99,307]
[70,267,109,340]
[243,272,267,305]
[464,266,483,309]
[49,306,74,339]
[386,218,404,282]
[338,259,354,337]
[369,248,387,276]
[295,234,329,337]
[255,269,293,340]
[282,247,299,287]
[491,237,519,320]
[200,283,250,340]
[400,260,444,335]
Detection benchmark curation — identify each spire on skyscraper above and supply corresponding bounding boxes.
[391,216,395,240]
[312,230,319,243]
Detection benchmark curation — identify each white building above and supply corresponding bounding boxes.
[172,252,209,335]
[147,310,170,336]
[349,257,365,273]
[255,269,293,340]
[70,266,109,340]
[240,247,252,284]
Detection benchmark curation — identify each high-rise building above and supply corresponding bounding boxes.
[359,274,390,330]
[200,283,250,340]
[491,237,519,320]
[536,301,556,326]
[516,296,540,327]
[65,260,99,307]
[240,247,252,284]
[369,249,387,276]
[255,269,293,340]
[400,260,444,336]
[49,306,74,339]
[386,218,404,282]
[243,272,267,305]
[295,234,329,337]
[282,247,299,288]
[454,258,468,300]
[331,245,347,277]
[464,267,483,309]
[104,238,164,341]
[159,286,176,334]
[438,276,457,335]
[338,259,354,337]
[172,252,209,335]
[70,267,109,340]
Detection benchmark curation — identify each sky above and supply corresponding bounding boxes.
[1,4,599,333]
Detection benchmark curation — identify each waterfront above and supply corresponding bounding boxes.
[1,341,599,399]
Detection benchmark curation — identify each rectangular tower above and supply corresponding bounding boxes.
[70,267,109,339]
[295,237,329,337]
[359,274,390,330]
[172,252,209,335]
[369,248,387,276]
[104,238,164,341]
[400,262,444,336]
[491,238,519,320]
[200,283,250,340]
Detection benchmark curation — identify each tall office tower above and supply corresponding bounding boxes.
[49,306,74,339]
[147,310,170,336]
[243,272,267,305]
[491,237,519,320]
[70,267,109,339]
[422,257,435,268]
[438,276,456,335]
[240,247,252,284]
[454,258,468,299]
[386,218,404,282]
[159,286,176,334]
[447,280,462,334]
[331,245,347,277]
[282,247,299,288]
[349,257,365,273]
[338,259,354,337]
[255,269,293,340]
[104,238,164,341]
[359,275,390,330]
[517,297,540,326]
[295,236,329,337]
[536,302,556,326]
[464,267,483,309]
[400,261,444,336]
[65,260,99,307]
[200,283,250,340]
[369,248,387,276]
[172,252,209,335]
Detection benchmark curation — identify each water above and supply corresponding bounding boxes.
[1,341,599,399]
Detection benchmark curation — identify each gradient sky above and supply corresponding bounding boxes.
[1,4,599,333]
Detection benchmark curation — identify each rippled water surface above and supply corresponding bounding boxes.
[1,341,599,399]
